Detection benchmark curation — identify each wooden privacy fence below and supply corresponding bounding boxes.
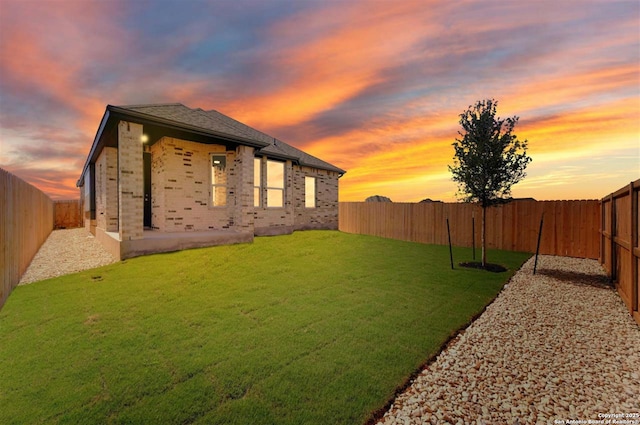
[54,199,82,229]
[339,200,600,259]
[601,179,639,325]
[0,168,54,310]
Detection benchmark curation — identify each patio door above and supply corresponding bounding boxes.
[143,152,152,228]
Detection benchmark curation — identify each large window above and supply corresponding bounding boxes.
[266,160,284,208]
[305,176,316,208]
[254,158,262,207]
[211,154,227,207]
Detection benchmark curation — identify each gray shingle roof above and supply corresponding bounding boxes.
[115,103,345,174]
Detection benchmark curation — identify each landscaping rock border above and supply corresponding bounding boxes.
[376,255,640,425]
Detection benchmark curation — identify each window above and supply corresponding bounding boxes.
[305,176,316,208]
[254,158,286,208]
[211,154,227,206]
[266,160,284,207]
[254,158,262,207]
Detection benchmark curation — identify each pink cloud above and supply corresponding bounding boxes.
[0,0,637,202]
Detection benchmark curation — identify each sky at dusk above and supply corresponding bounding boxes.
[0,0,638,202]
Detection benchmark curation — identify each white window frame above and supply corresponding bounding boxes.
[305,176,316,208]
[254,157,262,207]
[266,159,285,208]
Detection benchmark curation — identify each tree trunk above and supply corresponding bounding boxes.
[481,205,487,267]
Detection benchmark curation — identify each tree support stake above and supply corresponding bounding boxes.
[533,213,544,274]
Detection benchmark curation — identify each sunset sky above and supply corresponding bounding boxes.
[0,0,638,201]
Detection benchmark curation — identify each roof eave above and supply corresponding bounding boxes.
[254,149,299,162]
[77,104,346,186]
[107,105,270,149]
[255,149,345,175]
[297,159,346,175]
[77,109,111,187]
[77,105,272,186]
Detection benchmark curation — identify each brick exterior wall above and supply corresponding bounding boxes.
[292,165,340,231]
[149,137,239,232]
[253,158,295,235]
[95,147,118,232]
[251,161,340,235]
[118,121,144,240]
[231,145,255,233]
[103,131,340,238]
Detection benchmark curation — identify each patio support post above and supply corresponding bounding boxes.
[233,145,255,234]
[118,120,144,241]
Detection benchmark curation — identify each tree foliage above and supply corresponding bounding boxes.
[449,99,532,267]
[449,99,531,207]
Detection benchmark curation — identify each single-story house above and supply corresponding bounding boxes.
[77,103,345,259]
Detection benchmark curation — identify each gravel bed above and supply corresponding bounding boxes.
[377,255,640,425]
[19,228,117,285]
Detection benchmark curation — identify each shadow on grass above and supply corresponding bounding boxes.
[458,262,508,273]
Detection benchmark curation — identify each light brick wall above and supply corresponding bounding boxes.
[118,121,144,241]
[95,147,118,232]
[231,145,255,233]
[143,136,340,235]
[95,158,105,230]
[292,165,340,230]
[253,158,295,235]
[149,137,239,232]
[149,142,166,231]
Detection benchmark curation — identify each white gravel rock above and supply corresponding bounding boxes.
[19,228,116,284]
[376,255,640,424]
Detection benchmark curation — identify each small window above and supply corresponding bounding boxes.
[266,160,284,208]
[305,176,316,208]
[211,154,227,207]
[254,158,262,207]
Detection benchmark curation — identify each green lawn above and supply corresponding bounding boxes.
[0,231,530,425]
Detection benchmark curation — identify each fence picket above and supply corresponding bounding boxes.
[601,179,640,325]
[54,200,82,229]
[339,200,601,259]
[1,169,54,310]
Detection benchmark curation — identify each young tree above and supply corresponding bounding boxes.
[448,99,532,267]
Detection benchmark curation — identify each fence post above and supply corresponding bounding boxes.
[600,199,605,265]
[630,182,638,313]
[610,194,617,283]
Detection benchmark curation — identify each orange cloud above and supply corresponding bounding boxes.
[0,3,112,134]
[216,0,441,129]
[312,96,638,202]
[1,0,637,204]
[520,97,639,155]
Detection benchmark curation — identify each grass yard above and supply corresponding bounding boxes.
[0,231,530,424]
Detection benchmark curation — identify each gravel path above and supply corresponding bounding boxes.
[377,255,640,425]
[19,228,117,285]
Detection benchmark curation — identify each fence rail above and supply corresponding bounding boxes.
[339,199,600,259]
[601,179,639,325]
[0,168,54,310]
